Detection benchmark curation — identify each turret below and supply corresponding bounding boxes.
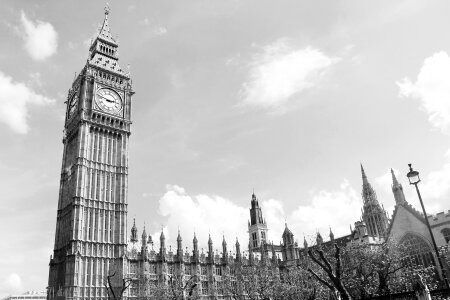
[303,236,308,250]
[391,168,407,205]
[235,238,241,262]
[177,230,183,261]
[316,232,323,246]
[141,226,147,246]
[208,234,214,263]
[329,228,335,243]
[193,233,199,261]
[160,229,166,260]
[222,235,228,262]
[130,219,138,243]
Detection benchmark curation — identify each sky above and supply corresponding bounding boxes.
[1,0,450,297]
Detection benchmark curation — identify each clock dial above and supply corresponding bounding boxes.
[68,93,78,119]
[96,88,122,114]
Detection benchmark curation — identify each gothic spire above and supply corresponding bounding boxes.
[235,237,242,262]
[360,164,379,205]
[97,4,118,46]
[329,227,335,242]
[391,168,407,205]
[130,218,138,243]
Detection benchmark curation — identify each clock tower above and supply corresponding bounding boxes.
[48,7,133,300]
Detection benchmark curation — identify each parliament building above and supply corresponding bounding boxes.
[47,8,450,300]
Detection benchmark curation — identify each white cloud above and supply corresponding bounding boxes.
[0,71,54,134]
[152,181,360,252]
[290,180,360,241]
[398,51,450,134]
[239,38,338,110]
[0,273,24,295]
[20,11,58,61]
[155,185,249,253]
[153,27,168,36]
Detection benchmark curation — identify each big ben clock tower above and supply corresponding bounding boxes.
[48,7,133,300]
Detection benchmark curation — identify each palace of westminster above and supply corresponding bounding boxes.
[47,8,450,300]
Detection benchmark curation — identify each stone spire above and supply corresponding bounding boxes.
[235,238,241,262]
[303,236,308,250]
[97,4,118,46]
[329,228,335,242]
[316,232,323,246]
[208,234,214,262]
[391,168,406,205]
[130,219,138,243]
[222,235,228,261]
[177,230,183,260]
[160,228,166,258]
[361,163,379,205]
[141,226,147,246]
[193,232,199,261]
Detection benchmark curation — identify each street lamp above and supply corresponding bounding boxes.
[406,164,449,288]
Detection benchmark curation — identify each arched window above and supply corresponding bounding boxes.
[400,233,434,267]
[442,228,450,243]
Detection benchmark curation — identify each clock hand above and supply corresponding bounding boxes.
[98,95,114,103]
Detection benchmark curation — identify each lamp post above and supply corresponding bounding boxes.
[406,164,449,288]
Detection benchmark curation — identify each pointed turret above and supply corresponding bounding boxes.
[391,168,407,205]
[141,226,147,246]
[177,230,183,260]
[130,219,138,243]
[160,228,166,259]
[329,228,335,242]
[316,232,323,246]
[222,235,228,261]
[303,236,308,250]
[208,234,214,262]
[193,232,199,261]
[235,238,242,262]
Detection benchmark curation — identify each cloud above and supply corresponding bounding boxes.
[0,71,54,134]
[19,11,58,61]
[290,180,361,241]
[239,38,338,111]
[150,181,360,252]
[375,168,401,193]
[0,273,24,295]
[154,185,249,252]
[398,51,450,134]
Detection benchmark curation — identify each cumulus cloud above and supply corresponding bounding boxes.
[0,273,24,295]
[152,181,360,252]
[0,71,54,134]
[290,180,361,241]
[239,38,338,111]
[19,11,58,61]
[155,185,249,252]
[398,51,450,134]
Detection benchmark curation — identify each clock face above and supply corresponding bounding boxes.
[68,93,78,119]
[96,88,122,114]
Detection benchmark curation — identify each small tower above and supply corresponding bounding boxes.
[329,228,335,243]
[208,234,214,263]
[391,168,407,205]
[130,219,138,243]
[235,238,242,263]
[316,232,323,246]
[177,230,183,261]
[222,235,228,262]
[360,164,389,238]
[248,192,269,252]
[193,233,199,261]
[282,223,297,261]
[160,228,166,261]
